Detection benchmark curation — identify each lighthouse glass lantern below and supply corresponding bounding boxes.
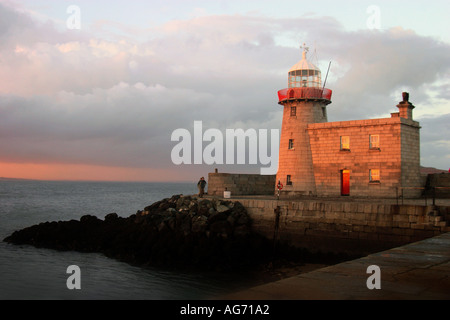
[288,47,322,88]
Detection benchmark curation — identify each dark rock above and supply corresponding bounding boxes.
[105,213,118,222]
[158,202,170,210]
[192,215,208,233]
[226,215,236,227]
[80,215,101,224]
[236,214,250,226]
[207,211,228,224]
[216,204,230,213]
[209,220,232,236]
[198,205,210,216]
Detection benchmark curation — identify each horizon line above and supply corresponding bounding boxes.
[0,177,196,183]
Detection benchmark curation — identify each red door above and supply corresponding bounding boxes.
[341,170,350,196]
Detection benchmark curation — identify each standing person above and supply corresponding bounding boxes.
[197,177,207,198]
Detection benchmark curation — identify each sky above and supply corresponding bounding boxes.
[0,0,449,182]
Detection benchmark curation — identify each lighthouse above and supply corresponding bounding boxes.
[275,44,332,197]
[206,44,422,199]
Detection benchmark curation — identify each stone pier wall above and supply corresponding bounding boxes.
[425,173,450,198]
[207,173,275,196]
[229,198,450,256]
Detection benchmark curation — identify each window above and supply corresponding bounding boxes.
[288,139,294,150]
[369,169,380,182]
[290,106,297,116]
[340,136,350,150]
[288,69,322,88]
[286,175,292,185]
[370,134,380,149]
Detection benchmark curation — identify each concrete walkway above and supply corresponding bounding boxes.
[222,232,450,300]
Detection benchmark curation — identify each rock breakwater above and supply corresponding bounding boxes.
[3,195,278,271]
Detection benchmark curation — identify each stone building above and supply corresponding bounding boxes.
[276,46,422,198]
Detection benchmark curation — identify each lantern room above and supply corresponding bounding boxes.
[288,47,322,88]
[277,44,332,104]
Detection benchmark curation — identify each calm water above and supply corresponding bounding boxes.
[0,180,254,300]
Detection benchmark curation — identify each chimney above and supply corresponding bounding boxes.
[397,92,415,120]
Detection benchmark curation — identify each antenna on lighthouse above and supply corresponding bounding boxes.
[322,61,332,91]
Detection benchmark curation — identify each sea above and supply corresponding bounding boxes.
[0,179,258,300]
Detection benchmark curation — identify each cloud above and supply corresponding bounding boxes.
[0,3,449,181]
[419,113,450,170]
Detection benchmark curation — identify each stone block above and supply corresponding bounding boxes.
[393,214,410,223]
[436,221,447,228]
[352,213,366,221]
[324,211,341,220]
[363,205,374,214]
[396,222,411,228]
[377,221,393,228]
[352,225,365,232]
[410,223,425,230]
